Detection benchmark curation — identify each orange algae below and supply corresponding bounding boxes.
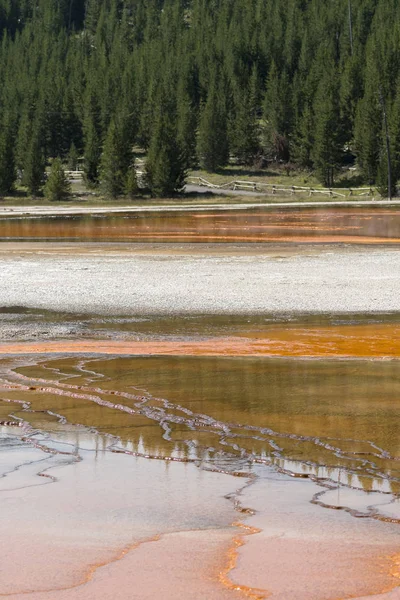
[0,536,161,597]
[219,522,267,600]
[0,323,399,358]
[2,207,400,244]
[2,320,400,600]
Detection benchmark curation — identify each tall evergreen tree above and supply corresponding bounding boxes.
[0,121,16,195]
[44,157,71,201]
[354,92,382,183]
[146,92,187,196]
[100,119,131,199]
[83,112,101,187]
[197,73,229,172]
[23,118,46,196]
[125,162,140,199]
[177,75,198,169]
[311,73,342,187]
[230,68,260,164]
[292,103,314,169]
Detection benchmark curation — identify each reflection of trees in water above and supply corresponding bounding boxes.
[2,354,400,506]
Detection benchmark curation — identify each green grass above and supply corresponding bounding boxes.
[0,163,379,209]
[190,165,321,188]
[190,164,372,188]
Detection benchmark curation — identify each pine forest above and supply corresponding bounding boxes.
[0,0,399,197]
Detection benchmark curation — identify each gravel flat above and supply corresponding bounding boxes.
[0,244,399,315]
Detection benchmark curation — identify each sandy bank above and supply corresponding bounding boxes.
[0,245,400,315]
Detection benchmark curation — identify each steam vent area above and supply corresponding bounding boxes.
[0,203,399,600]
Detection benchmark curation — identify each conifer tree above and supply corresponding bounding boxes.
[67,142,79,171]
[44,157,71,201]
[146,93,187,197]
[292,104,314,169]
[85,0,102,35]
[0,123,16,195]
[83,112,101,187]
[262,63,292,161]
[197,76,229,172]
[177,85,198,169]
[354,93,381,183]
[100,119,130,199]
[311,74,342,187]
[16,101,34,174]
[376,152,394,198]
[353,54,382,184]
[125,162,140,199]
[389,81,400,190]
[23,119,46,196]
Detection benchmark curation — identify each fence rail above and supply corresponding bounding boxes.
[65,170,84,180]
[63,170,376,198]
[188,177,376,198]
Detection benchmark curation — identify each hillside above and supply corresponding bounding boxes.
[0,0,398,197]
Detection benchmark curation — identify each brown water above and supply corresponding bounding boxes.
[1,207,400,243]
[3,353,400,497]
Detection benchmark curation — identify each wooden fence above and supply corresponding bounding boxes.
[65,170,84,180]
[188,176,376,198]
[64,169,376,198]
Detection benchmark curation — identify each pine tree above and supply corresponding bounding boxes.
[0,123,16,195]
[85,0,102,35]
[376,152,394,198]
[177,84,198,169]
[23,119,46,196]
[311,73,342,187]
[353,54,382,184]
[197,76,229,172]
[390,81,400,191]
[16,101,35,173]
[230,67,260,164]
[44,157,71,201]
[146,93,187,197]
[354,93,381,184]
[100,119,130,199]
[67,142,79,171]
[292,103,314,168]
[262,63,292,161]
[125,162,140,199]
[83,111,101,187]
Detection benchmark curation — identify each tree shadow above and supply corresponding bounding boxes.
[333,173,366,188]
[184,190,218,199]
[213,167,277,178]
[0,189,29,200]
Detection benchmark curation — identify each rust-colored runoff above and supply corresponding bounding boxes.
[1,323,400,358]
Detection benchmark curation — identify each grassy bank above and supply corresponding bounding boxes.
[0,163,382,208]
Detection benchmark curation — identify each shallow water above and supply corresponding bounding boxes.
[4,353,400,496]
[2,207,400,243]
[1,334,400,598]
